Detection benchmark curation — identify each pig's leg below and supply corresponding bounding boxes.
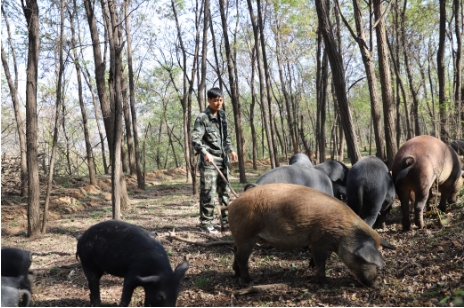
[234,241,255,283]
[83,267,103,306]
[311,249,330,283]
[413,190,428,229]
[120,279,137,307]
[398,190,412,231]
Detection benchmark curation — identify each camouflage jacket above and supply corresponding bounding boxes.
[192,107,235,164]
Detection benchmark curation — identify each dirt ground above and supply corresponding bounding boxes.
[1,162,463,307]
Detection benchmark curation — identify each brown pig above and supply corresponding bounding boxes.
[391,135,463,231]
[226,183,395,287]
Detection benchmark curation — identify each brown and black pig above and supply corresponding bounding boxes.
[227,183,395,287]
[392,135,463,230]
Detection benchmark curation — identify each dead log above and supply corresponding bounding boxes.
[235,283,290,295]
[166,231,234,247]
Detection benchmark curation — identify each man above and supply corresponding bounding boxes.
[192,87,238,233]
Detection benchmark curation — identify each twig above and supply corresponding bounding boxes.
[235,283,290,295]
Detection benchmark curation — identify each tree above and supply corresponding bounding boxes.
[338,0,385,160]
[1,18,28,197]
[315,0,361,165]
[437,0,449,141]
[219,0,246,183]
[373,0,398,166]
[22,0,41,237]
[124,0,144,188]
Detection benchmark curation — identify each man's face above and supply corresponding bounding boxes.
[208,96,223,114]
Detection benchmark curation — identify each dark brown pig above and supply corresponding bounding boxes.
[391,135,463,230]
[227,183,395,287]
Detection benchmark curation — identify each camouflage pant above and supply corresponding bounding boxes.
[199,164,230,227]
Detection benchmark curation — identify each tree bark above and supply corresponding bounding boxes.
[124,0,144,188]
[454,0,462,138]
[315,0,361,165]
[219,0,246,183]
[23,0,41,237]
[437,0,449,142]
[373,0,397,166]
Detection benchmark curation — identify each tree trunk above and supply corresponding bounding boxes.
[42,0,66,234]
[219,0,246,183]
[1,8,28,197]
[437,0,449,141]
[121,70,134,175]
[274,19,298,155]
[454,0,462,138]
[69,0,96,185]
[125,0,145,188]
[315,0,361,165]
[257,0,279,167]
[343,0,385,160]
[316,29,328,163]
[246,0,276,168]
[23,0,41,237]
[373,0,397,166]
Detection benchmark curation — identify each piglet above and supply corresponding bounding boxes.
[76,220,189,306]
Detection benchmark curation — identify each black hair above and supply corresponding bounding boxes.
[207,87,223,99]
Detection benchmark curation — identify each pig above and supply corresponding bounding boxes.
[346,156,396,228]
[244,165,334,197]
[1,276,31,307]
[289,153,313,167]
[1,285,31,307]
[76,220,189,307]
[314,160,350,200]
[392,135,463,230]
[227,183,395,287]
[1,248,34,306]
[450,140,464,155]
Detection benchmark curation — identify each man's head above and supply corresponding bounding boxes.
[207,87,223,115]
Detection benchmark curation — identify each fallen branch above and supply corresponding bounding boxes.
[167,231,234,247]
[235,283,290,295]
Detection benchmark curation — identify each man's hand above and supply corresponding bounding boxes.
[204,153,213,163]
[230,151,238,162]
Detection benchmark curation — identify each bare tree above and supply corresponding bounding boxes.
[218,0,246,183]
[315,0,361,164]
[22,0,41,236]
[373,0,397,166]
[1,6,27,197]
[124,0,144,188]
[246,0,276,168]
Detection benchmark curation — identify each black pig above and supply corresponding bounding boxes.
[244,165,334,197]
[314,160,350,200]
[1,248,34,306]
[1,276,31,307]
[76,220,189,307]
[346,156,396,228]
[288,153,313,167]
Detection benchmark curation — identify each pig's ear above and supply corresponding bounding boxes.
[380,237,396,250]
[354,242,384,268]
[174,258,189,280]
[135,275,162,285]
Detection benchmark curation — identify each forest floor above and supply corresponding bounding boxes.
[1,159,464,307]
